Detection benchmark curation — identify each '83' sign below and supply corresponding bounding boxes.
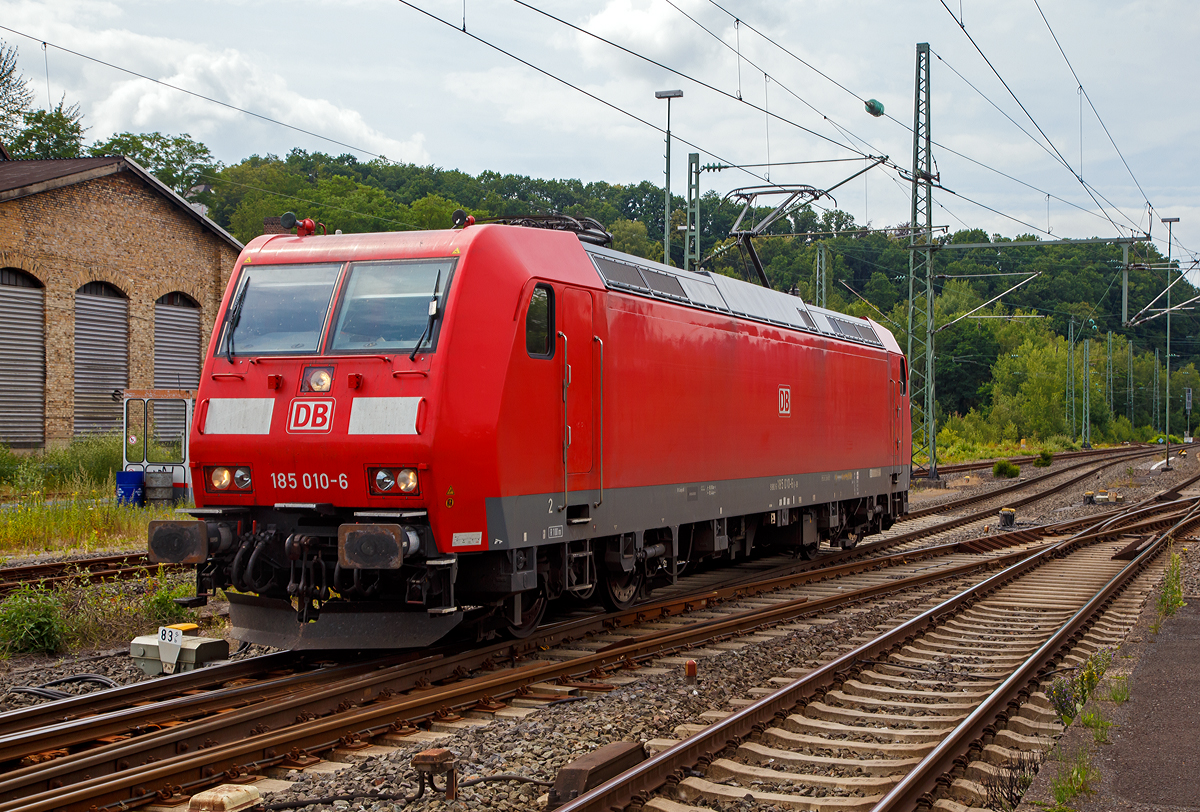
[778,386,791,417]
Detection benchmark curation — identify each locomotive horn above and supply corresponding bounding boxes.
[280,211,297,230]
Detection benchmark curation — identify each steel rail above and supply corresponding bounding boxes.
[551,503,1175,812]
[903,445,1157,522]
[928,443,1151,476]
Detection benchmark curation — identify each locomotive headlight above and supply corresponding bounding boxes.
[302,365,335,392]
[397,468,418,493]
[374,468,396,491]
[233,467,252,490]
[210,467,232,490]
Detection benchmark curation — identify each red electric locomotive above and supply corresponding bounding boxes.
[149,214,910,649]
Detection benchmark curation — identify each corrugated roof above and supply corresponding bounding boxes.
[0,156,241,250]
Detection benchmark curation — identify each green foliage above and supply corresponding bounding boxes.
[1033,450,1054,467]
[1047,676,1079,725]
[35,569,199,650]
[0,585,64,654]
[142,572,195,625]
[610,218,660,261]
[1047,648,1115,725]
[89,131,220,196]
[993,460,1021,478]
[7,98,86,159]
[1078,648,1113,698]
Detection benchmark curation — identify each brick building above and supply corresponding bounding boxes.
[0,155,242,448]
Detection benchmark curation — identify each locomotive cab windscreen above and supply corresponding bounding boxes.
[217,260,454,356]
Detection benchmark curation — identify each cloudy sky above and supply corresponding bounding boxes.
[3,0,1198,263]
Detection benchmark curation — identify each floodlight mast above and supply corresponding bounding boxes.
[656,89,684,265]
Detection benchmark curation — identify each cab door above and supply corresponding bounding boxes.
[562,288,594,477]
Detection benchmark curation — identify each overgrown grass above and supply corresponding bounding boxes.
[1106,675,1130,704]
[0,568,200,654]
[0,472,178,554]
[1080,706,1113,744]
[1051,747,1099,805]
[1156,546,1186,620]
[1033,450,1054,468]
[0,436,123,496]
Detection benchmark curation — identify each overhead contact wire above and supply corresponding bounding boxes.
[1032,0,1152,208]
[691,5,1135,239]
[0,24,387,160]
[935,0,1121,233]
[508,0,886,165]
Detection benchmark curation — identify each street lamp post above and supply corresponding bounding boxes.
[655,89,683,266]
[1163,216,1179,471]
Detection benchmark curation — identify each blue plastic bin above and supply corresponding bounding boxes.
[116,470,144,506]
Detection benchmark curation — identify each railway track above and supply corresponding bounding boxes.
[0,470,1192,812]
[918,442,1153,477]
[0,554,181,597]
[0,448,1183,811]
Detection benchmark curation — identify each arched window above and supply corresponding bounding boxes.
[74,282,129,435]
[0,268,43,288]
[156,291,199,308]
[0,269,45,446]
[77,280,127,298]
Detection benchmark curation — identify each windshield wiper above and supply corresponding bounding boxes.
[409,271,443,362]
[224,275,250,364]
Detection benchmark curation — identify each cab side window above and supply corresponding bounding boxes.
[526,285,554,357]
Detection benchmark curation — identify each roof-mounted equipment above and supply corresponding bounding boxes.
[476,213,613,247]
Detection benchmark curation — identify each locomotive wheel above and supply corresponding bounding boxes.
[797,539,820,560]
[505,590,547,639]
[600,563,642,612]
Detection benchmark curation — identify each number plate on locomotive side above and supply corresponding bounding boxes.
[271,472,350,490]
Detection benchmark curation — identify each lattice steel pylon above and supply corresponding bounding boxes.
[1128,341,1134,423]
[684,153,701,272]
[1082,339,1091,448]
[907,42,937,478]
[1154,348,1161,432]
[1067,320,1076,440]
[814,242,827,308]
[1106,331,1114,413]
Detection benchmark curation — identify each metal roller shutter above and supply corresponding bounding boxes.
[153,303,201,440]
[74,293,128,435]
[153,303,201,389]
[0,285,45,447]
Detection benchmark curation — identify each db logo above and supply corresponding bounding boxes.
[778,386,791,417]
[287,399,335,433]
